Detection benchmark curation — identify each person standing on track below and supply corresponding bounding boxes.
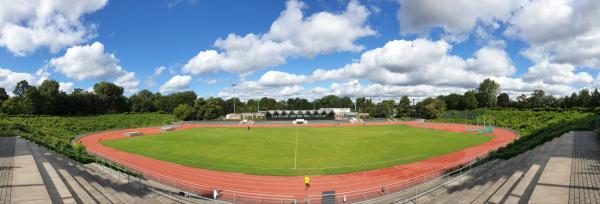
[304,175,311,190]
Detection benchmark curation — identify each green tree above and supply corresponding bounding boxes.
[415,98,446,119]
[23,87,42,114]
[462,90,478,110]
[529,90,546,108]
[579,89,592,107]
[173,104,193,120]
[93,82,127,113]
[130,90,156,112]
[0,88,8,102]
[477,79,500,108]
[591,89,600,107]
[38,80,60,114]
[13,80,30,98]
[496,93,510,108]
[444,94,463,110]
[397,96,411,117]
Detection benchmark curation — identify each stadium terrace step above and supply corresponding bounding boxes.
[428,134,564,204]
[28,142,76,203]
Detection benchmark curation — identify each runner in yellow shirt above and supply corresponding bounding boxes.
[304,175,311,190]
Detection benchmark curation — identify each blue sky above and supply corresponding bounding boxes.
[0,0,599,100]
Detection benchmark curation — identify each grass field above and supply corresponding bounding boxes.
[102,125,492,176]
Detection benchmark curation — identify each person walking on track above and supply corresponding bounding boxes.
[304,175,311,190]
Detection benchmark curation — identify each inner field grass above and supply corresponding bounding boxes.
[101,125,493,176]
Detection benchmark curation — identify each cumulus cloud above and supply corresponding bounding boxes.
[183,0,375,75]
[50,42,139,93]
[397,0,525,39]
[506,0,600,68]
[58,82,75,93]
[0,68,37,94]
[311,39,516,88]
[160,75,192,94]
[0,0,107,56]
[522,60,593,85]
[257,71,309,86]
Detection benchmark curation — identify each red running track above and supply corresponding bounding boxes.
[79,122,517,203]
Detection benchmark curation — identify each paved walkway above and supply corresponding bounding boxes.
[10,138,52,203]
[569,131,600,204]
[529,132,574,203]
[0,137,16,204]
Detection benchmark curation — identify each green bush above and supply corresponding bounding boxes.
[436,109,598,160]
[0,113,174,163]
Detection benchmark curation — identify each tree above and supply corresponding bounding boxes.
[579,89,592,107]
[167,91,197,111]
[13,80,30,98]
[38,80,61,114]
[477,79,500,108]
[23,87,42,114]
[415,98,446,119]
[529,90,546,108]
[462,90,478,110]
[0,88,8,102]
[197,98,223,120]
[397,96,411,117]
[444,94,463,110]
[173,104,193,120]
[496,93,510,108]
[592,89,600,107]
[130,90,156,112]
[94,82,127,113]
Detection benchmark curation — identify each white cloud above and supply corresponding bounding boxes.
[114,71,140,94]
[522,60,593,85]
[397,0,525,39]
[279,85,304,96]
[0,0,107,56]
[466,47,516,76]
[0,68,37,94]
[258,71,309,86]
[154,66,167,76]
[160,75,192,94]
[203,79,217,85]
[312,39,516,88]
[506,0,600,68]
[50,42,140,93]
[183,0,375,75]
[58,82,74,93]
[51,42,122,81]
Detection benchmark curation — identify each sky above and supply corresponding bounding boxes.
[1,0,599,101]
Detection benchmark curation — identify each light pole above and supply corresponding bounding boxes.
[312,90,317,111]
[352,81,358,112]
[231,84,237,114]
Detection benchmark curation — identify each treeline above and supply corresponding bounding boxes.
[1,78,598,120]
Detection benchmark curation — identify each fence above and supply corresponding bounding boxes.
[89,148,298,204]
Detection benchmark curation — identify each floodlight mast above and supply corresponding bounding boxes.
[231,84,236,114]
[312,90,317,111]
[352,82,358,112]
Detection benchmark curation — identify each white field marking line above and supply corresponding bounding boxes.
[294,126,298,169]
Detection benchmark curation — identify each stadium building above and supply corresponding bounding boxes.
[265,108,356,120]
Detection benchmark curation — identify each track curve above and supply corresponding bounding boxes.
[79,121,517,203]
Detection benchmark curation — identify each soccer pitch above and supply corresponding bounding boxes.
[101,125,492,176]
